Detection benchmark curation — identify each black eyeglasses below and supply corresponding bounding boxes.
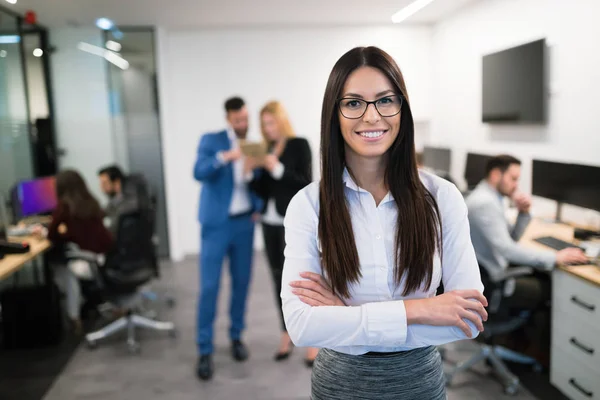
[337,94,403,119]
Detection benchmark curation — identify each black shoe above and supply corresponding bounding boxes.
[231,340,249,362]
[304,358,315,368]
[196,355,213,380]
[274,350,292,361]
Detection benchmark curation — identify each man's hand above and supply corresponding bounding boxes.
[290,272,346,306]
[556,248,589,265]
[222,148,242,163]
[512,192,532,213]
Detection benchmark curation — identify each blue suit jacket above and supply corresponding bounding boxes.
[193,130,263,227]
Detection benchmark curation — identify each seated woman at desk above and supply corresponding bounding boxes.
[34,169,114,333]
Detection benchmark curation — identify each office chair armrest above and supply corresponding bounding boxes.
[63,249,106,287]
[64,249,102,265]
[493,266,534,282]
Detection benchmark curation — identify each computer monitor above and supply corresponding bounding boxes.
[464,153,493,190]
[0,194,9,239]
[532,159,600,215]
[422,146,451,174]
[11,176,57,219]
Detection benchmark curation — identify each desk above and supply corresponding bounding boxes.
[521,219,600,400]
[0,236,52,281]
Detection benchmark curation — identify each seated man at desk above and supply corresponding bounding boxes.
[466,155,588,288]
[466,155,588,358]
[98,165,126,231]
[98,165,143,234]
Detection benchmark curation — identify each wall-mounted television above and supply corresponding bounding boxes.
[482,39,546,124]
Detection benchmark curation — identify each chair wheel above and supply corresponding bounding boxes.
[504,383,519,395]
[169,328,178,338]
[128,342,141,354]
[86,340,97,350]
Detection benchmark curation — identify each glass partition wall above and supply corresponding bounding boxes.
[105,28,170,257]
[0,7,55,205]
[0,9,34,198]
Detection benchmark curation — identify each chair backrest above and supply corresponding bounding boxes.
[122,174,152,212]
[103,210,155,290]
[478,263,503,315]
[119,173,160,276]
[478,263,530,339]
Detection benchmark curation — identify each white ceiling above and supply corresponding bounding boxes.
[9,0,480,29]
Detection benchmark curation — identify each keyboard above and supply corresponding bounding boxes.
[533,236,583,251]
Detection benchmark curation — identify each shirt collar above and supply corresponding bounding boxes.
[479,180,504,203]
[226,127,237,142]
[342,167,394,204]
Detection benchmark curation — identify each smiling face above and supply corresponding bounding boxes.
[338,66,401,161]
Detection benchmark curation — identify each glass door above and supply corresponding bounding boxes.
[105,28,170,258]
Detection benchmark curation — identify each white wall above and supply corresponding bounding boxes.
[157,26,434,259]
[50,28,116,203]
[430,0,600,226]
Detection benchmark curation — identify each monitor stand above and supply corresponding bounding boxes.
[554,202,565,224]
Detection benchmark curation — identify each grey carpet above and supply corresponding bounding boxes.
[43,252,537,400]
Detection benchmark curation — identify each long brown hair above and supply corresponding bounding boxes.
[56,170,103,219]
[318,46,442,298]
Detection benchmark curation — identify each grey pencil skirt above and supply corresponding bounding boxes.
[311,346,446,400]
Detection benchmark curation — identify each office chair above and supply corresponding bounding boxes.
[66,210,176,353]
[445,264,541,395]
[123,174,176,311]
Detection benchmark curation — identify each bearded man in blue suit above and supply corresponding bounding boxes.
[193,97,262,380]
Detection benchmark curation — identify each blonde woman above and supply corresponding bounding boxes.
[247,101,316,365]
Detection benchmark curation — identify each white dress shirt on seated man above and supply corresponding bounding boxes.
[465,181,555,281]
[281,169,484,356]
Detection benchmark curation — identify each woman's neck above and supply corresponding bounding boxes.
[345,151,388,205]
[271,136,287,156]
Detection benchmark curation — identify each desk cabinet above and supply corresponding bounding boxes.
[551,269,600,399]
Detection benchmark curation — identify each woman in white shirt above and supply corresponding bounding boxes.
[281,46,487,399]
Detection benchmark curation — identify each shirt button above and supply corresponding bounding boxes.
[380,266,386,271]
[375,234,382,240]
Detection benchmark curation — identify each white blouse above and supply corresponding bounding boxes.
[281,169,484,355]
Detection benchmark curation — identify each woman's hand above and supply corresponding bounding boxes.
[405,290,488,338]
[30,224,48,239]
[263,154,279,173]
[244,156,261,174]
[290,272,346,307]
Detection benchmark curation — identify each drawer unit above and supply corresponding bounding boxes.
[552,268,600,399]
[552,314,600,375]
[553,270,599,327]
[551,347,600,400]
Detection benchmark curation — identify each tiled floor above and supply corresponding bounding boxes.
[44,253,537,399]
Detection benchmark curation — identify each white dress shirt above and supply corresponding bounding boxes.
[281,169,484,355]
[466,181,555,281]
[261,162,285,226]
[218,128,252,216]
